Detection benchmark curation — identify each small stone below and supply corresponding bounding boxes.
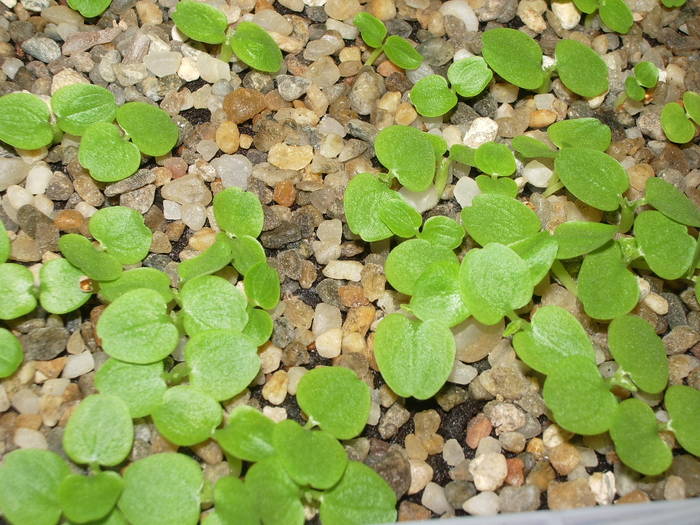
[421,482,451,515]
[273,180,297,207]
[617,489,650,504]
[664,475,686,500]
[161,174,212,205]
[443,438,466,466]
[211,154,251,189]
[588,471,615,505]
[349,70,385,116]
[463,491,500,516]
[120,185,156,215]
[499,485,540,513]
[197,53,231,84]
[315,328,342,358]
[262,370,288,405]
[322,260,363,281]
[378,403,410,439]
[529,109,557,128]
[365,442,411,498]
[547,478,596,510]
[466,413,493,449]
[22,37,61,63]
[11,388,40,414]
[223,88,267,124]
[526,460,556,491]
[62,351,94,379]
[398,502,431,521]
[21,327,69,361]
[268,144,313,170]
[453,318,504,362]
[277,75,311,101]
[14,428,48,449]
[469,453,507,491]
[523,160,554,188]
[552,1,581,29]
[312,303,342,335]
[542,423,573,448]
[549,442,581,475]
[144,51,182,78]
[45,172,73,200]
[439,0,479,32]
[505,457,525,486]
[454,176,480,207]
[464,117,498,148]
[408,459,433,495]
[663,326,700,355]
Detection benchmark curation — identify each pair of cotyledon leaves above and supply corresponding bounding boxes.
[661,91,700,144]
[353,12,423,70]
[624,61,659,102]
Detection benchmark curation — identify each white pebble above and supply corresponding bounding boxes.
[197,53,231,84]
[75,202,97,218]
[463,491,500,516]
[144,51,182,78]
[163,199,182,220]
[448,360,478,385]
[589,471,616,505]
[475,436,502,457]
[33,194,53,216]
[421,482,452,515]
[442,438,466,466]
[398,186,439,214]
[551,1,581,30]
[62,351,94,379]
[322,260,363,281]
[409,460,433,495]
[25,164,51,195]
[463,117,498,148]
[522,160,554,188]
[262,406,287,422]
[286,366,308,395]
[177,56,200,82]
[14,428,48,450]
[260,345,283,374]
[181,203,207,230]
[317,219,343,244]
[316,328,343,358]
[543,423,573,448]
[11,388,40,414]
[6,185,33,211]
[469,452,507,491]
[439,0,479,32]
[211,154,252,189]
[312,303,342,335]
[453,176,480,207]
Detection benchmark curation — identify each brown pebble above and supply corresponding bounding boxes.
[377,59,402,77]
[342,306,375,336]
[223,88,268,124]
[529,109,558,128]
[163,157,187,178]
[338,285,369,307]
[16,413,43,430]
[273,180,297,207]
[215,121,240,154]
[239,134,253,149]
[526,460,556,491]
[547,478,596,510]
[466,413,492,449]
[549,442,581,476]
[505,457,525,486]
[34,357,67,380]
[53,210,85,233]
[398,501,432,521]
[616,489,650,504]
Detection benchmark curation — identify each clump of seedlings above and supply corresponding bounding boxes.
[661,91,700,144]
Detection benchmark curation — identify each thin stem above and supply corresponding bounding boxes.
[434,157,451,196]
[163,362,190,385]
[550,260,578,296]
[365,46,384,67]
[606,368,637,392]
[542,176,563,197]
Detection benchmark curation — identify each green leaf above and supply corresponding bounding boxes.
[426,131,448,158]
[482,28,544,90]
[63,394,133,466]
[555,148,628,211]
[97,288,179,364]
[89,206,152,265]
[459,243,533,325]
[661,0,686,6]
[573,0,598,13]
[230,22,283,73]
[39,258,92,314]
[95,358,167,418]
[449,144,476,166]
[608,315,668,394]
[244,263,280,310]
[119,453,202,525]
[79,123,141,183]
[417,216,464,250]
[684,91,700,125]
[512,135,557,158]
[152,385,223,446]
[578,242,639,320]
[513,305,595,375]
[625,76,646,102]
[666,385,700,456]
[555,39,608,98]
[51,84,117,136]
[461,193,541,246]
[378,198,422,238]
[383,35,423,70]
[474,142,516,177]
[553,221,617,259]
[447,56,493,98]
[59,472,123,524]
[610,398,672,476]
[0,263,37,320]
[509,232,558,285]
[214,187,264,238]
[547,118,612,151]
[0,327,23,378]
[598,0,633,34]
[344,173,399,242]
[296,366,371,440]
[59,234,122,282]
[374,314,455,399]
[213,476,259,525]
[273,420,348,489]
[178,233,233,281]
[353,12,387,48]
[661,102,696,144]
[0,92,53,150]
[409,75,457,117]
[98,267,173,303]
[475,174,518,198]
[116,102,179,157]
[635,210,695,279]
[375,125,436,191]
[230,235,266,275]
[407,261,470,327]
[245,459,303,525]
[186,329,260,401]
[214,405,276,462]
[0,449,69,525]
[543,355,618,434]
[384,238,457,295]
[634,61,659,88]
[242,307,273,346]
[180,275,248,336]
[172,0,228,44]
[0,221,8,263]
[645,177,700,227]
[67,0,111,17]
[319,461,397,525]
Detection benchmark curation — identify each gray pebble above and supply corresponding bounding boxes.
[499,485,541,513]
[21,326,69,361]
[22,36,61,63]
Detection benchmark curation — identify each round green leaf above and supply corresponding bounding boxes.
[666,385,700,456]
[0,263,37,320]
[353,12,386,48]
[245,459,304,525]
[610,398,671,476]
[374,314,455,399]
[547,118,612,151]
[578,242,639,320]
[152,385,223,446]
[474,142,516,177]
[461,193,541,246]
[378,198,422,238]
[0,327,23,378]
[119,453,203,525]
[553,221,617,259]
[555,148,628,211]
[242,307,273,346]
[407,261,470,327]
[635,210,695,279]
[543,355,618,435]
[186,329,260,401]
[214,405,276,462]
[0,221,9,263]
[0,449,70,525]
[180,275,248,336]
[450,144,476,166]
[645,177,700,227]
[409,75,457,117]
[384,238,458,296]
[0,92,53,150]
[95,358,167,418]
[273,420,348,490]
[513,305,595,375]
[344,173,399,242]
[482,28,544,90]
[51,84,117,136]
[59,471,123,524]
[573,0,598,13]
[476,174,518,198]
[296,366,371,440]
[116,102,179,157]
[417,216,464,250]
[447,56,492,98]
[59,234,122,282]
[171,0,228,44]
[555,39,608,98]
[459,243,533,325]
[383,35,423,70]
[97,288,179,364]
[509,232,559,286]
[89,206,152,265]
[625,76,646,102]
[213,476,259,525]
[512,135,557,158]
[661,102,695,144]
[63,394,133,466]
[230,22,283,73]
[39,258,92,314]
[598,0,633,34]
[319,461,397,525]
[79,122,141,183]
[684,91,700,125]
[230,235,266,275]
[178,233,233,282]
[98,267,173,303]
[213,187,264,238]
[67,0,111,17]
[375,125,436,192]
[634,61,659,88]
[608,315,668,394]
[244,263,280,310]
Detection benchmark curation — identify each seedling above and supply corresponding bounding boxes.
[58,471,123,524]
[0,92,54,150]
[375,125,436,191]
[116,102,179,157]
[51,84,117,136]
[230,22,284,73]
[98,267,174,303]
[95,359,167,418]
[384,238,458,296]
[0,222,8,263]
[461,193,540,246]
[68,0,111,17]
[0,263,37,320]
[180,274,248,335]
[406,261,470,327]
[151,385,223,446]
[572,0,633,34]
[172,0,229,44]
[661,91,700,144]
[623,61,659,102]
[481,28,545,90]
[39,258,92,315]
[554,39,608,98]
[354,12,423,70]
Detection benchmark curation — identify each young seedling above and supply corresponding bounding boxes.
[116,102,179,157]
[666,385,700,456]
[230,22,284,73]
[213,187,264,238]
[214,405,276,462]
[243,262,281,310]
[242,307,274,346]
[481,28,544,91]
[344,172,404,242]
[572,0,633,34]
[461,193,541,246]
[38,258,92,315]
[230,235,267,275]
[624,61,659,102]
[207,476,259,525]
[552,221,618,259]
[68,0,112,17]
[554,39,609,98]
[0,263,37,320]
[78,122,141,183]
[634,210,696,280]
[354,12,423,70]
[406,261,470,328]
[58,471,123,524]
[375,125,436,191]
[384,238,458,296]
[172,0,229,44]
[89,206,152,265]
[151,385,223,446]
[416,216,465,250]
[178,233,233,282]
[661,91,700,144]
[0,92,54,150]
[98,267,174,303]
[51,84,117,136]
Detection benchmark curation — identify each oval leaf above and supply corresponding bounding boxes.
[213,187,264,238]
[245,459,304,525]
[0,327,23,379]
[353,12,386,48]
[230,22,283,73]
[409,75,457,117]
[180,275,249,336]
[95,358,167,418]
[553,221,617,259]
[79,122,141,183]
[214,405,276,462]
[661,102,696,144]
[152,385,223,446]
[482,28,544,90]
[547,118,611,151]
[417,216,464,250]
[635,210,695,280]
[52,84,117,136]
[58,471,123,524]
[172,0,228,44]
[244,263,280,310]
[408,261,470,327]
[0,92,53,150]
[344,173,399,242]
[383,35,423,70]
[461,193,541,246]
[384,238,458,296]
[447,56,492,98]
[645,177,700,227]
[375,125,435,192]
[555,39,608,98]
[116,102,179,157]
[0,263,37,320]
[89,206,152,265]
[666,385,700,456]
[39,258,92,314]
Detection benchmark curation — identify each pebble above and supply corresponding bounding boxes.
[322,260,363,281]
[443,438,466,466]
[463,491,500,516]
[312,303,342,335]
[223,88,267,124]
[144,52,182,77]
[349,70,385,116]
[197,53,231,84]
[22,37,61,63]
[463,117,499,148]
[211,154,251,189]
[61,350,94,379]
[261,370,288,405]
[589,471,615,505]
[315,328,342,358]
[11,388,40,414]
[421,482,451,515]
[547,478,597,510]
[469,453,508,491]
[276,75,310,102]
[408,459,433,495]
[549,442,581,475]
[163,200,181,220]
[378,403,410,439]
[440,0,479,32]
[551,1,581,30]
[466,413,493,449]
[365,442,411,498]
[663,326,700,354]
[14,428,48,450]
[499,485,540,513]
[523,160,554,188]
[161,174,212,206]
[0,159,32,191]
[21,327,69,361]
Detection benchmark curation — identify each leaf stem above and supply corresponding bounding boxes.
[606,368,637,392]
[365,46,384,67]
[434,157,451,196]
[163,362,190,385]
[550,260,578,296]
[542,176,563,197]
[617,237,643,264]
